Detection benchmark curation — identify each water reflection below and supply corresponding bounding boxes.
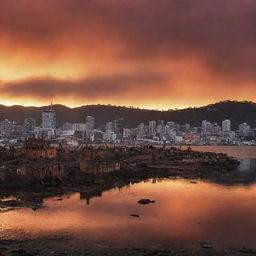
[2,179,256,249]
[80,189,103,205]
[1,146,256,249]
[238,158,256,171]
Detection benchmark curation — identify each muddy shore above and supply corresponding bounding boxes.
[1,238,256,256]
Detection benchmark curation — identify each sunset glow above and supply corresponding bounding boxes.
[1,0,255,109]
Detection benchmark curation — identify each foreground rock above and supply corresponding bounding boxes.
[129,214,140,218]
[137,199,156,205]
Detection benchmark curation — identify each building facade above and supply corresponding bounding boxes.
[42,108,56,129]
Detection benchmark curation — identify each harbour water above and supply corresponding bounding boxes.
[1,146,256,250]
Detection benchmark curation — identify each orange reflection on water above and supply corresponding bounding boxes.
[1,179,256,248]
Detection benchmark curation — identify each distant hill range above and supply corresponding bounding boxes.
[0,101,256,130]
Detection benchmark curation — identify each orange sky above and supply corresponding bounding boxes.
[0,0,255,110]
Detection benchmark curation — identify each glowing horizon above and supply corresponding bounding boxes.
[1,0,255,109]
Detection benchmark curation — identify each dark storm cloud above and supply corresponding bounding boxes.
[1,0,256,78]
[0,72,167,100]
[1,0,256,107]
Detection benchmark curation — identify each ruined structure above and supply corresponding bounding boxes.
[0,140,240,186]
[0,139,63,183]
[79,148,121,173]
[24,139,56,159]
[17,160,65,182]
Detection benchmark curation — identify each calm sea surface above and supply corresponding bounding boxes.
[1,146,256,249]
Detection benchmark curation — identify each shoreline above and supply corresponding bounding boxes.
[0,146,240,210]
[0,163,239,211]
[0,146,242,256]
[1,237,256,256]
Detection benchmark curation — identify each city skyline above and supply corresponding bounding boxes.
[1,102,256,146]
[1,0,256,109]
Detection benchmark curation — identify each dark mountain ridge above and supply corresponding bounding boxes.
[0,101,255,130]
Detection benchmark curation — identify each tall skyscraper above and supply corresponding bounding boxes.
[239,122,251,137]
[42,106,56,129]
[222,119,231,132]
[85,116,95,131]
[149,120,157,135]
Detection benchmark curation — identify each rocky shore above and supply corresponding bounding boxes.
[0,146,242,256]
[0,146,240,211]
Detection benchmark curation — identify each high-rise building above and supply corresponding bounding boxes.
[201,120,213,134]
[42,107,56,129]
[24,118,36,133]
[222,119,231,132]
[85,116,95,139]
[73,123,86,132]
[105,122,114,133]
[85,116,95,131]
[156,120,164,137]
[213,123,221,135]
[114,118,124,139]
[123,128,131,138]
[239,122,251,137]
[114,118,124,133]
[149,120,157,135]
[137,123,145,139]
